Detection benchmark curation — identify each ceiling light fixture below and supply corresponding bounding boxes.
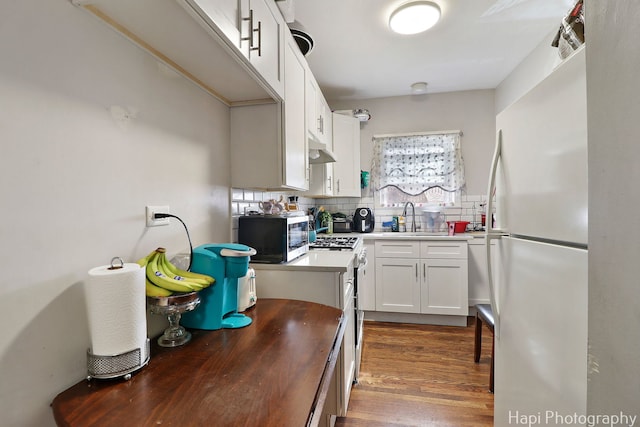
[411,82,428,94]
[389,1,441,35]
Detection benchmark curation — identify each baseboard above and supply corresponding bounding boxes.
[363,311,468,327]
[468,298,491,306]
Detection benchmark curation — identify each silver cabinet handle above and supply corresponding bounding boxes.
[241,9,254,48]
[253,20,262,56]
[241,9,262,56]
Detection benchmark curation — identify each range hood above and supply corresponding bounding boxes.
[308,140,336,164]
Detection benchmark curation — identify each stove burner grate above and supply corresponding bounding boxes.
[310,236,360,250]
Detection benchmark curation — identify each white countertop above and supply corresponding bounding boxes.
[249,232,484,272]
[358,232,476,241]
[250,249,356,272]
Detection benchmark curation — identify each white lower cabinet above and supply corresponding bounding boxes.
[468,236,496,306]
[341,283,355,411]
[374,240,469,316]
[420,258,468,315]
[375,257,421,313]
[250,265,355,425]
[360,241,376,311]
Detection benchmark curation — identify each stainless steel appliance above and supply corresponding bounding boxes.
[238,214,309,263]
[353,207,374,233]
[310,235,366,381]
[332,218,353,233]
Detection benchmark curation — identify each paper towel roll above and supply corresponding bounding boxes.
[86,262,147,356]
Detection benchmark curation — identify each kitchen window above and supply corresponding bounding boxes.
[371,131,465,207]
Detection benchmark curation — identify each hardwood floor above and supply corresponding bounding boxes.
[336,317,494,427]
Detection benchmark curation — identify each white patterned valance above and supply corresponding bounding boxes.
[371,131,465,196]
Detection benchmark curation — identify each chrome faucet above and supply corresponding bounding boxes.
[402,202,417,232]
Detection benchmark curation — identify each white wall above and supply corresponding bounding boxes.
[586,0,640,416]
[495,29,564,113]
[0,3,231,426]
[330,89,496,197]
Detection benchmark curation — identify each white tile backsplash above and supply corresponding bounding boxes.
[231,188,491,234]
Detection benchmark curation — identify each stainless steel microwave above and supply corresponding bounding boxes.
[238,215,309,263]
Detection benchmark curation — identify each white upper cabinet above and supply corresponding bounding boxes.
[187,0,240,49]
[229,31,308,190]
[332,113,361,197]
[306,75,321,142]
[282,35,309,190]
[306,74,332,147]
[71,0,283,104]
[306,163,334,197]
[238,0,284,99]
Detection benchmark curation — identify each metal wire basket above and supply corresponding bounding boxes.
[86,339,150,380]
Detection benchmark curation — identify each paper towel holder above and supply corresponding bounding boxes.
[85,256,150,381]
[86,339,150,380]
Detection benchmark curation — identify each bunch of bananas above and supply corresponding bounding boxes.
[136,248,214,297]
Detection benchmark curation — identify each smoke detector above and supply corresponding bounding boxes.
[353,109,371,122]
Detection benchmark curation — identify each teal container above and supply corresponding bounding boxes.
[181,243,254,330]
[360,170,370,189]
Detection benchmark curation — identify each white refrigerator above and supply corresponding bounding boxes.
[487,46,588,426]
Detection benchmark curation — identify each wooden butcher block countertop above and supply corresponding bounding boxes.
[51,299,345,427]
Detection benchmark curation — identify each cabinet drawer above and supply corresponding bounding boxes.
[420,241,467,259]
[374,241,420,258]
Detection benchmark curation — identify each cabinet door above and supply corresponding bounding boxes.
[306,75,321,141]
[375,258,420,313]
[240,0,283,97]
[341,284,355,415]
[360,242,376,311]
[230,103,281,189]
[230,34,307,190]
[420,259,469,315]
[468,240,496,306]
[305,163,333,197]
[283,37,308,190]
[187,0,240,48]
[332,113,361,197]
[318,93,332,146]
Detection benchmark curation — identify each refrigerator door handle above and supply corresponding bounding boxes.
[486,129,503,235]
[485,130,502,338]
[486,233,500,339]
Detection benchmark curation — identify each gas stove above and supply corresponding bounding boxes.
[309,236,360,251]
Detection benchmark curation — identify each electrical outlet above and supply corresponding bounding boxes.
[145,206,170,227]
